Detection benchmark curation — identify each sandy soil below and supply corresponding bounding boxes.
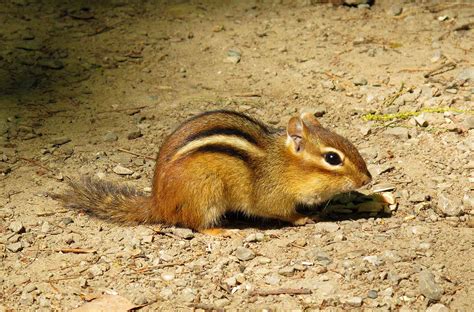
[1,0,473,311]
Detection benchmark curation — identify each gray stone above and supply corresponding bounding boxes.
[363,255,384,266]
[367,290,378,299]
[457,67,474,81]
[89,264,104,277]
[353,77,368,86]
[40,221,50,233]
[7,242,23,252]
[414,115,428,127]
[104,132,118,142]
[278,266,295,277]
[265,274,281,285]
[419,271,443,301]
[50,136,71,146]
[172,228,194,239]
[113,165,134,175]
[306,249,332,266]
[127,130,142,140]
[384,127,410,139]
[235,247,255,261]
[426,303,449,312]
[9,221,25,234]
[388,4,403,16]
[39,59,64,70]
[438,194,463,216]
[245,233,264,242]
[225,49,241,64]
[19,293,34,305]
[24,284,37,293]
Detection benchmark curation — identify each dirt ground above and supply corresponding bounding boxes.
[1,0,473,311]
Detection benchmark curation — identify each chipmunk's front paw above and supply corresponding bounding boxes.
[292,216,318,226]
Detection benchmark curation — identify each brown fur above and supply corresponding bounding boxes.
[58,110,371,230]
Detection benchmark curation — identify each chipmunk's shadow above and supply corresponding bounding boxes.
[219,191,392,231]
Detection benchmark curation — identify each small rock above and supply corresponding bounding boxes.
[409,194,426,203]
[161,272,175,281]
[265,274,281,285]
[321,80,335,90]
[9,221,25,234]
[384,127,410,139]
[245,233,264,242]
[50,136,71,146]
[426,303,449,312]
[19,293,34,305]
[438,194,463,216]
[113,165,134,175]
[89,265,104,277]
[224,276,237,287]
[431,50,442,63]
[38,297,50,307]
[344,296,363,307]
[127,130,142,140]
[39,59,64,70]
[414,115,428,127]
[7,242,23,252]
[180,288,196,303]
[214,298,230,308]
[457,67,474,81]
[462,116,474,130]
[445,88,457,94]
[61,217,74,225]
[363,256,384,266]
[235,247,255,261]
[40,221,50,233]
[278,266,295,277]
[172,228,194,239]
[388,4,403,16]
[367,290,378,299]
[419,271,443,301]
[142,235,154,243]
[306,249,332,266]
[160,287,173,300]
[314,222,340,233]
[225,49,241,64]
[104,132,118,142]
[353,77,368,86]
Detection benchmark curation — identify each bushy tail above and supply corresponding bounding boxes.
[56,177,154,224]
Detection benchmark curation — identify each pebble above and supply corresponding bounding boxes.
[172,228,194,239]
[419,270,443,301]
[409,194,426,203]
[39,59,64,70]
[414,115,428,127]
[438,194,463,216]
[161,272,175,281]
[89,265,104,277]
[306,249,332,266]
[278,266,295,277]
[9,221,25,234]
[353,77,368,86]
[388,4,403,16]
[363,255,384,267]
[265,274,281,285]
[19,293,34,305]
[426,303,449,312]
[180,288,196,303]
[225,49,241,64]
[463,116,474,130]
[7,242,23,252]
[127,130,142,140]
[457,67,474,81]
[61,217,74,225]
[384,127,410,139]
[41,221,50,233]
[314,222,339,233]
[344,296,363,307]
[235,247,255,261]
[321,80,335,90]
[24,284,37,293]
[104,132,118,142]
[113,165,134,175]
[50,136,71,146]
[245,233,264,242]
[367,289,378,299]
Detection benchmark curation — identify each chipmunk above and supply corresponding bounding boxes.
[58,110,372,231]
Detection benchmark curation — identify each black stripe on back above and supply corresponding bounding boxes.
[192,144,252,163]
[187,110,270,134]
[186,127,259,146]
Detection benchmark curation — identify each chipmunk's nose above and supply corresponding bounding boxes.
[361,172,372,186]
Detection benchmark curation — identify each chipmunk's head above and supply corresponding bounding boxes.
[285,112,372,205]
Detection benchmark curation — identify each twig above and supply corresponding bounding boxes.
[19,157,54,173]
[97,105,149,114]
[190,303,224,312]
[234,93,261,97]
[58,248,97,254]
[424,61,456,78]
[427,3,474,13]
[134,261,185,274]
[249,288,312,296]
[117,148,155,160]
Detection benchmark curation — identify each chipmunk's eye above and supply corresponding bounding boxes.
[323,152,342,166]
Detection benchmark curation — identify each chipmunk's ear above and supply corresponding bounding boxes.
[300,111,321,128]
[287,116,308,152]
